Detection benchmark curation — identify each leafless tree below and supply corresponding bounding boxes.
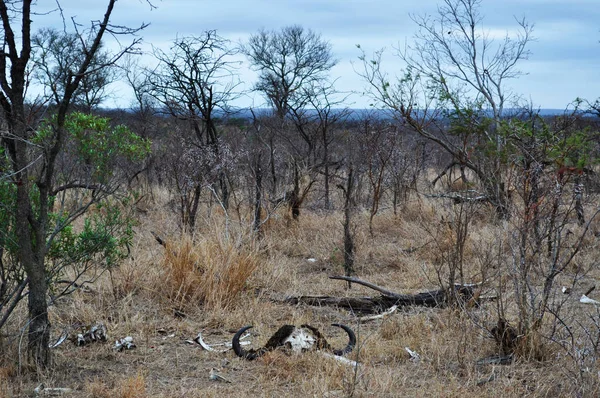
[122,54,155,122]
[32,27,120,112]
[243,25,336,198]
[358,0,533,218]
[303,82,351,210]
[360,119,397,236]
[118,55,160,196]
[388,135,425,215]
[243,25,336,118]
[148,31,240,231]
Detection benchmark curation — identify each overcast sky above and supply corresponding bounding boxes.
[34,0,599,110]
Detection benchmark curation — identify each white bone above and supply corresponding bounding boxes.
[580,295,600,305]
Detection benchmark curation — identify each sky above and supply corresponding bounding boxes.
[33,0,599,110]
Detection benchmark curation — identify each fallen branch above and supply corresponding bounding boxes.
[330,276,399,297]
[285,295,393,314]
[285,276,480,314]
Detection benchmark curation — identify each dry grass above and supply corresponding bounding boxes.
[1,185,599,397]
[160,233,260,310]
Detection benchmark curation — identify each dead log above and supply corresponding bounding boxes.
[284,275,479,314]
[285,295,393,314]
[330,275,477,306]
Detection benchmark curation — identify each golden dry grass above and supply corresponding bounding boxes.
[1,185,599,397]
[160,233,260,310]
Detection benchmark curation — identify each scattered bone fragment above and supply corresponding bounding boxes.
[34,384,73,396]
[74,324,107,346]
[209,367,232,383]
[359,305,398,323]
[192,331,250,352]
[580,295,600,305]
[321,352,358,367]
[405,347,421,362]
[115,336,136,351]
[49,331,69,348]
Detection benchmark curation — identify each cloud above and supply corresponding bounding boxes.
[29,0,600,109]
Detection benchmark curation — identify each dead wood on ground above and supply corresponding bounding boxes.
[284,275,479,314]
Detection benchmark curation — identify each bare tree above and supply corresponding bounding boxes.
[122,54,155,122]
[148,31,240,231]
[388,135,424,215]
[243,25,336,118]
[304,83,351,210]
[0,0,146,367]
[358,0,533,218]
[32,28,119,112]
[243,25,336,198]
[273,81,351,216]
[358,117,397,235]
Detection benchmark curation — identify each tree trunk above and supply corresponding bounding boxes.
[323,141,331,210]
[291,162,301,220]
[253,154,262,233]
[16,173,50,367]
[187,185,202,233]
[10,94,51,365]
[218,171,230,211]
[343,168,355,288]
[25,261,50,366]
[574,176,585,226]
[269,135,277,199]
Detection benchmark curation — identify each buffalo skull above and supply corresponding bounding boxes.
[232,323,356,360]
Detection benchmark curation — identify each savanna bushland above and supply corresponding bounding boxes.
[1,0,599,397]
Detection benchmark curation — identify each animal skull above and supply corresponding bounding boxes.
[232,323,356,360]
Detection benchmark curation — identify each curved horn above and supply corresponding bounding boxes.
[331,323,356,355]
[232,326,260,360]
